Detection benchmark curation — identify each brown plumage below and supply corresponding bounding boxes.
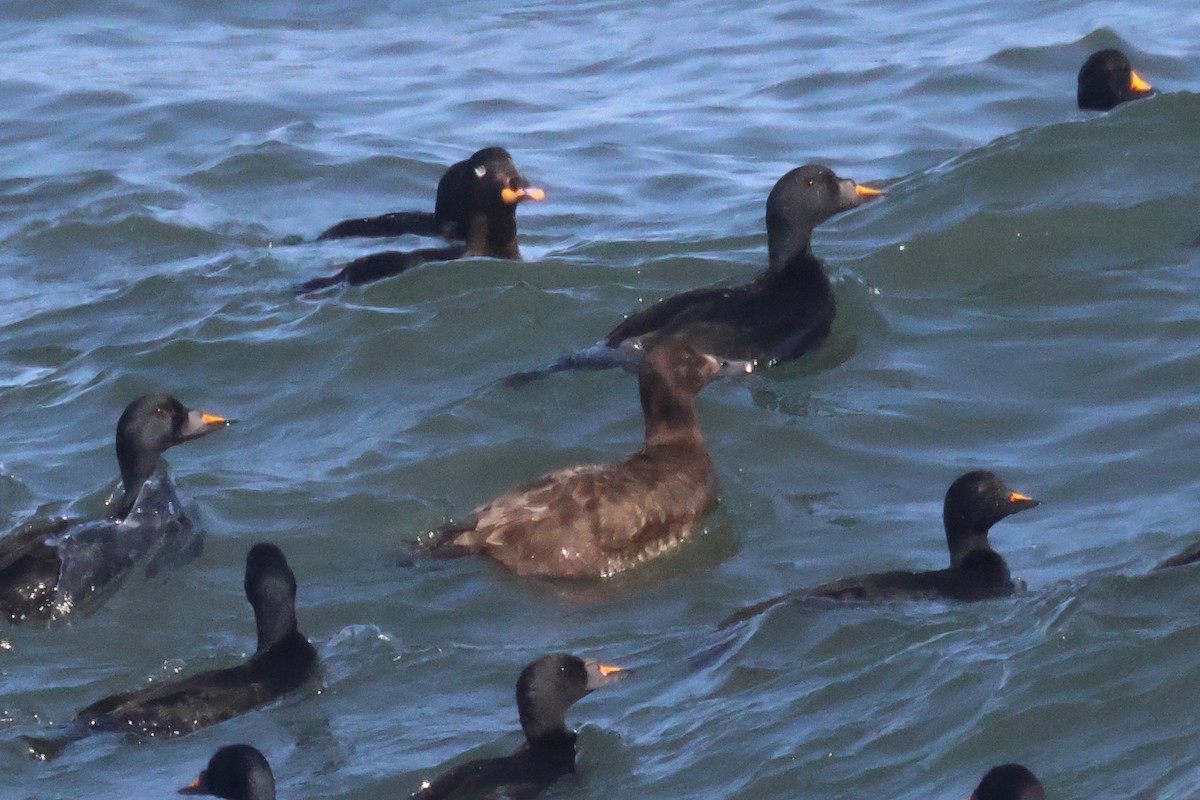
[424,338,721,578]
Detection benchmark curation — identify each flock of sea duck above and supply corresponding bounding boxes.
[1,49,1177,799]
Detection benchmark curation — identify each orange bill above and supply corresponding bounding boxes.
[178,777,205,795]
[200,412,228,425]
[597,663,622,676]
[855,183,884,197]
[501,186,546,204]
[1130,70,1152,92]
[1009,491,1033,502]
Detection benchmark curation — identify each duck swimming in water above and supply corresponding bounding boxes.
[0,394,232,624]
[296,147,544,294]
[1077,49,1155,111]
[22,542,318,759]
[421,338,722,578]
[411,653,622,800]
[179,744,277,800]
[721,471,1039,627]
[506,164,880,384]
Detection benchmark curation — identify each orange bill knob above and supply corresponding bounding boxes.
[500,186,546,204]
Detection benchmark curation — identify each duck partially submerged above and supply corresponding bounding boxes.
[421,338,722,578]
[23,542,318,759]
[179,744,277,800]
[721,471,1040,626]
[412,653,622,800]
[0,394,232,624]
[297,147,544,294]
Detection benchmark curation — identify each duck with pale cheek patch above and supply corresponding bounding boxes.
[297,147,544,294]
[0,393,233,624]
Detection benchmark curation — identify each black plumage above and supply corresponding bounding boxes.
[972,764,1045,800]
[297,147,543,294]
[721,471,1039,626]
[1077,49,1155,111]
[179,744,277,800]
[412,653,621,800]
[23,543,317,759]
[506,164,880,386]
[0,394,231,624]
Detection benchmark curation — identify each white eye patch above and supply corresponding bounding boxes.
[474,165,487,178]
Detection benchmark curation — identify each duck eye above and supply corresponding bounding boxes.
[474,165,487,178]
[153,406,168,417]
[806,179,814,187]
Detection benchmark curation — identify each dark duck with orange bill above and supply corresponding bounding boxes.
[1077,49,1155,110]
[507,164,880,383]
[411,653,622,800]
[0,394,232,624]
[721,471,1040,626]
[297,147,544,294]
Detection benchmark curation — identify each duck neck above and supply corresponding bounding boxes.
[253,603,298,654]
[115,443,159,519]
[946,528,994,568]
[464,208,520,258]
[639,372,701,448]
[765,225,815,278]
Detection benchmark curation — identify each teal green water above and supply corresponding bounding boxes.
[2,1,1200,798]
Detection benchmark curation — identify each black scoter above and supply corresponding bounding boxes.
[297,147,543,294]
[509,164,880,382]
[180,744,276,800]
[1077,49,1155,111]
[23,543,317,759]
[422,338,722,578]
[0,394,232,624]
[972,764,1045,800]
[411,653,622,800]
[721,471,1039,626]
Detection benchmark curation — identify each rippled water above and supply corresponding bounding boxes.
[2,1,1200,798]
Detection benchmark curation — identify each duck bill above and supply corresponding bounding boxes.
[1130,70,1152,92]
[583,659,624,689]
[500,185,546,204]
[178,773,210,795]
[836,177,884,211]
[1007,491,1040,512]
[180,409,236,440]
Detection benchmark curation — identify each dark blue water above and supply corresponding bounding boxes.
[2,1,1200,798]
